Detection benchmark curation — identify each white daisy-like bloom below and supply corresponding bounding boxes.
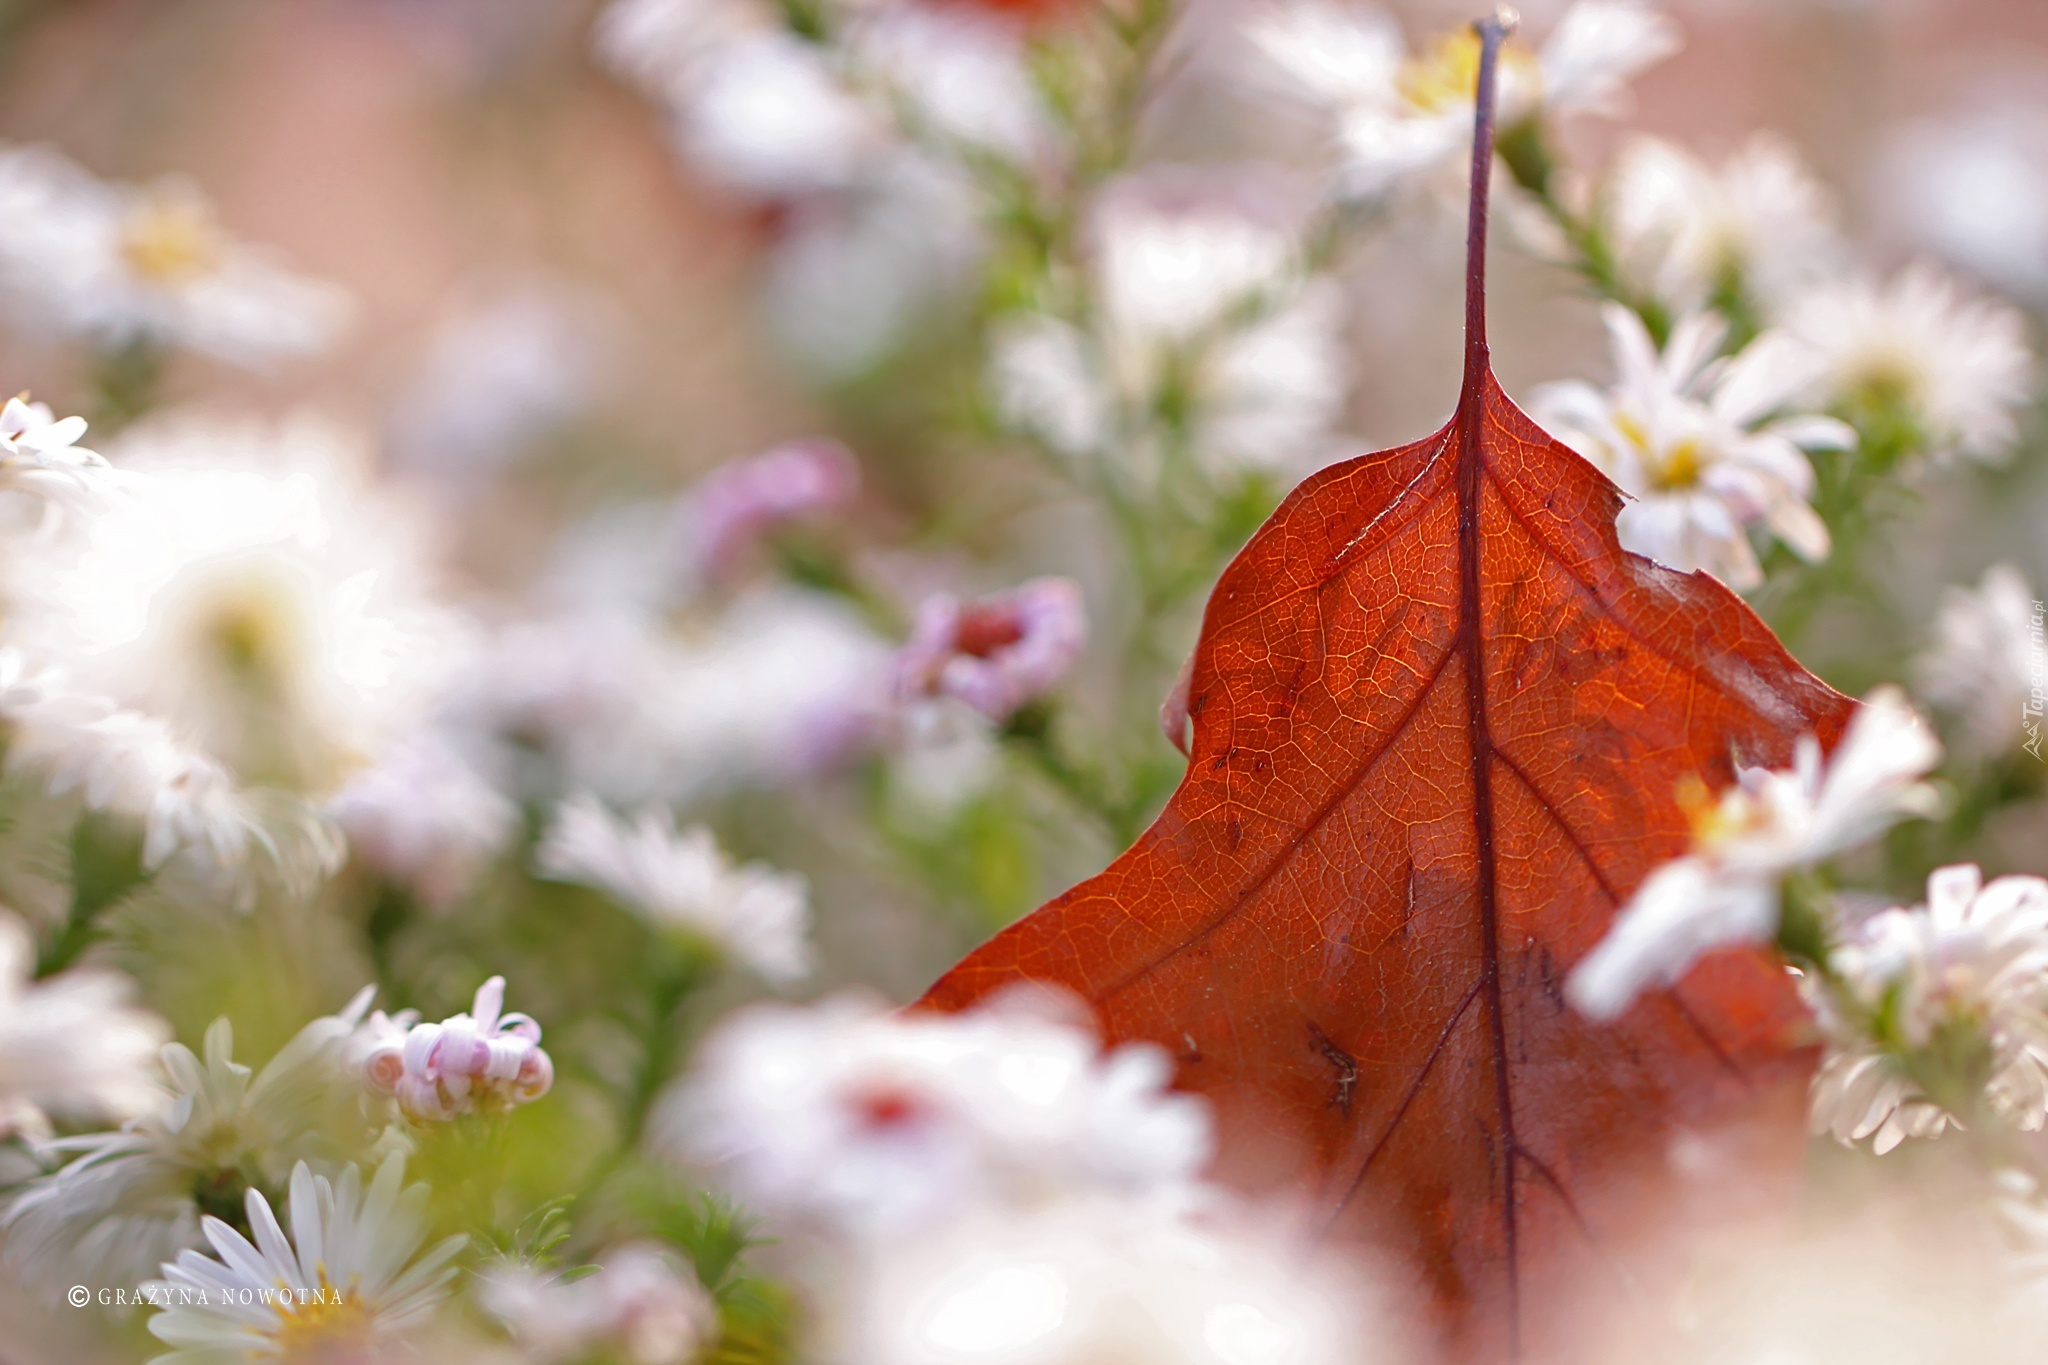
[1532,304,1850,590]
[1810,864,2048,1154]
[536,794,812,985]
[0,911,167,1141]
[0,145,350,367]
[992,173,1349,481]
[1569,687,1944,1021]
[480,1242,717,1365]
[1915,564,2042,755]
[1600,133,1843,316]
[468,587,891,807]
[356,976,553,1124]
[9,416,461,799]
[327,731,516,913]
[661,990,1212,1239]
[1783,263,2035,465]
[842,1195,1383,1365]
[0,395,124,514]
[143,1157,465,1362]
[1245,0,1680,201]
[2,991,374,1292]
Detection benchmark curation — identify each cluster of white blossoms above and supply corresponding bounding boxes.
[537,794,814,985]
[1569,687,1943,1019]
[665,990,1379,1365]
[480,1241,717,1365]
[0,145,350,368]
[1811,864,2048,1154]
[356,976,554,1124]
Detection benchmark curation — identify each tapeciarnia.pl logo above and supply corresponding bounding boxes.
[2025,597,2045,762]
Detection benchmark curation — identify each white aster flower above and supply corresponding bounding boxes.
[1886,98,2048,307]
[993,173,1348,480]
[357,976,553,1124]
[1601,133,1842,316]
[841,1195,1380,1365]
[1569,687,1943,1020]
[0,145,350,367]
[846,4,1048,164]
[0,911,167,1140]
[1533,304,1850,589]
[480,1242,716,1365]
[662,990,1212,1239]
[0,395,123,513]
[2,991,375,1292]
[1784,263,2035,465]
[1245,1,1679,201]
[143,1157,465,1363]
[1811,864,2048,1153]
[536,794,812,985]
[328,731,516,913]
[11,416,461,798]
[1915,564,2042,755]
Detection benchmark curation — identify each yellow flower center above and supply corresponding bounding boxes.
[1396,29,1540,115]
[120,190,221,285]
[1611,411,1706,491]
[1676,774,1765,855]
[270,1270,373,1360]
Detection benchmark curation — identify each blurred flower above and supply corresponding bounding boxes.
[1784,264,2035,465]
[328,732,516,912]
[0,911,167,1141]
[10,416,463,797]
[1245,1,1679,200]
[993,173,1349,479]
[896,577,1086,724]
[663,989,1210,1239]
[1886,97,2048,307]
[468,587,891,806]
[2,992,374,1292]
[841,1195,1383,1365]
[385,286,608,483]
[1915,564,2041,756]
[0,146,350,367]
[847,3,1049,164]
[536,794,813,984]
[143,1157,465,1362]
[1810,864,2048,1153]
[0,395,123,514]
[480,1242,716,1365]
[359,976,553,1123]
[1569,687,1942,1020]
[673,438,860,588]
[1532,304,1848,590]
[1600,133,1841,316]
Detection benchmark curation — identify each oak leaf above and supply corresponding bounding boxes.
[920,16,1853,1359]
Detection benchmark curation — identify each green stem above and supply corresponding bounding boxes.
[37,812,146,978]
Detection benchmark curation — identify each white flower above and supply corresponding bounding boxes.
[2,991,374,1291]
[480,1242,716,1365]
[0,395,123,513]
[357,976,552,1124]
[10,416,461,797]
[1811,864,2048,1153]
[661,990,1211,1239]
[1915,564,2041,755]
[847,4,1048,163]
[992,174,1349,480]
[1246,1,1679,200]
[1885,100,2048,306]
[537,795,812,984]
[143,1157,465,1362]
[0,145,350,367]
[467,587,891,806]
[1601,133,1842,315]
[1784,263,2035,465]
[1569,687,1943,1020]
[0,912,167,1140]
[327,732,516,913]
[1533,304,1850,589]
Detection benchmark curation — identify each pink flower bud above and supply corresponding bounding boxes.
[895,577,1086,723]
